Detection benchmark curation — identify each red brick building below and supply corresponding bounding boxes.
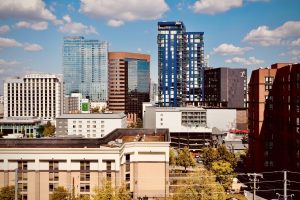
[248,63,300,172]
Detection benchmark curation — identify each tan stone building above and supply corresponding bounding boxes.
[0,129,170,200]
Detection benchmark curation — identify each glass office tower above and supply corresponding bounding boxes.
[157,21,204,107]
[63,36,108,102]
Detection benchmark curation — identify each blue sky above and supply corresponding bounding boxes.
[0,0,300,94]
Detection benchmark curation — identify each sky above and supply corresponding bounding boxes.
[0,0,300,94]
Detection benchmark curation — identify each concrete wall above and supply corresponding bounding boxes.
[207,109,237,131]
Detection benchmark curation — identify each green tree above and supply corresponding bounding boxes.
[0,185,19,200]
[169,148,177,166]
[177,147,196,172]
[202,147,219,169]
[93,181,131,200]
[211,160,234,191]
[225,194,247,200]
[36,125,44,137]
[135,118,143,128]
[217,145,237,168]
[21,127,26,137]
[43,121,56,137]
[49,186,70,200]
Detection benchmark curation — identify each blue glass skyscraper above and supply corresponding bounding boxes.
[63,36,108,102]
[157,21,204,107]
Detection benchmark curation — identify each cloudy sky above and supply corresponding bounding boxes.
[0,0,300,94]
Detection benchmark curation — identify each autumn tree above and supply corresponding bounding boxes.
[177,147,196,172]
[211,160,234,191]
[43,121,56,137]
[93,181,131,200]
[168,167,226,200]
[0,185,19,200]
[169,148,177,166]
[49,186,70,200]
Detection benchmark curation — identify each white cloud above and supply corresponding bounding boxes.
[0,0,56,21]
[15,21,48,31]
[290,38,300,46]
[62,15,72,23]
[191,0,242,14]
[0,37,43,52]
[23,43,43,51]
[213,43,252,55]
[243,21,300,46]
[137,48,142,52]
[80,0,169,26]
[0,37,22,47]
[59,22,98,35]
[225,56,264,65]
[247,0,270,2]
[0,25,10,34]
[107,19,124,27]
[0,59,19,66]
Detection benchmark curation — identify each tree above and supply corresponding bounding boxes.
[92,107,100,113]
[0,185,19,200]
[135,118,143,128]
[49,186,70,200]
[168,167,226,200]
[202,147,219,170]
[177,147,196,172]
[43,121,56,137]
[93,181,131,200]
[169,148,177,166]
[211,160,234,191]
[225,194,247,200]
[217,145,237,168]
[36,125,44,137]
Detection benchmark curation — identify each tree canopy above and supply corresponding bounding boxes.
[93,181,131,200]
[0,185,18,200]
[176,147,196,172]
[49,186,70,200]
[43,121,56,137]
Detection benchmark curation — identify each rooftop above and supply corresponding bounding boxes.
[0,128,170,148]
[57,113,126,119]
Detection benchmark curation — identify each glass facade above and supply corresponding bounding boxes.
[63,36,108,102]
[157,21,204,107]
[126,59,150,119]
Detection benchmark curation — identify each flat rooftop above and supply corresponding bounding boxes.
[57,113,126,119]
[0,128,169,148]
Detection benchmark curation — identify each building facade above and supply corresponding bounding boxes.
[63,36,108,102]
[248,63,300,172]
[0,129,170,200]
[204,67,247,108]
[157,21,204,107]
[144,107,212,151]
[108,52,150,121]
[56,113,127,138]
[3,74,63,121]
[0,117,41,137]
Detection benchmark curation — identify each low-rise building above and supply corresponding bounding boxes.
[0,117,41,137]
[56,113,127,138]
[0,128,170,200]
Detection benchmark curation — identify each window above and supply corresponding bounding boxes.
[49,161,59,170]
[80,161,90,170]
[125,174,130,181]
[18,183,27,192]
[18,161,28,170]
[106,161,111,171]
[80,183,90,192]
[49,172,59,181]
[49,183,58,192]
[80,173,90,181]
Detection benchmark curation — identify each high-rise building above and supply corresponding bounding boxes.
[204,67,247,108]
[3,74,63,121]
[108,52,150,121]
[248,63,300,172]
[157,21,204,107]
[63,36,108,102]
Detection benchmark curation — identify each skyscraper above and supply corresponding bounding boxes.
[63,36,108,102]
[157,21,204,107]
[204,67,247,108]
[108,52,150,121]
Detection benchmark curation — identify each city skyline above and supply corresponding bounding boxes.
[0,0,300,95]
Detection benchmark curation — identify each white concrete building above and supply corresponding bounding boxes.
[4,74,63,121]
[56,113,127,138]
[144,107,212,151]
[0,128,170,200]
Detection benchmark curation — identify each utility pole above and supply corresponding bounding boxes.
[248,173,263,200]
[15,168,18,200]
[283,170,287,200]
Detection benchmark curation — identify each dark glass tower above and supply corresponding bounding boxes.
[157,21,204,107]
